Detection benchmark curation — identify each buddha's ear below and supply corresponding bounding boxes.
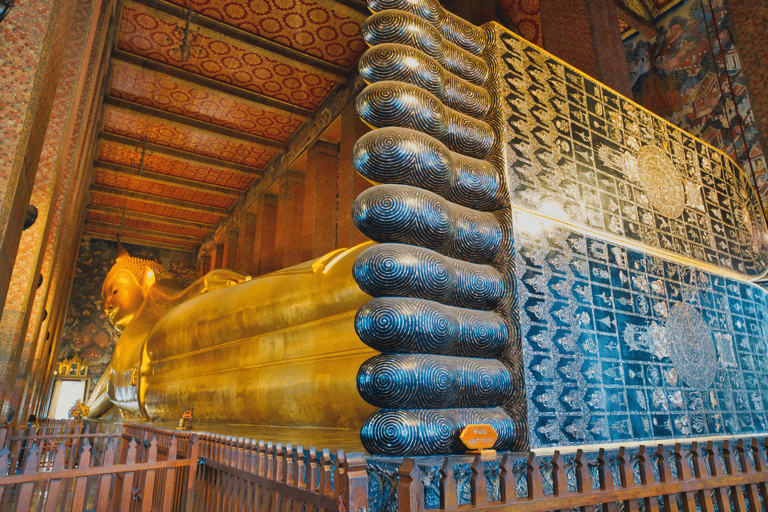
[141,267,156,296]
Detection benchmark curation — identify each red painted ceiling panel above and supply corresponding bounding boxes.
[102,105,277,168]
[109,60,303,142]
[97,139,256,190]
[116,2,338,110]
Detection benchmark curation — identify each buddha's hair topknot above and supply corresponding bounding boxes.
[103,255,174,296]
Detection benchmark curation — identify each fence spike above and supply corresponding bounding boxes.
[471,453,488,506]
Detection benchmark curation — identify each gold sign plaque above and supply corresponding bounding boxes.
[460,424,498,450]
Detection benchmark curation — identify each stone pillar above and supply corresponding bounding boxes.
[257,194,279,275]
[337,103,373,249]
[274,171,305,269]
[302,140,340,260]
[539,0,632,98]
[0,0,77,323]
[0,0,111,419]
[222,228,239,270]
[237,213,258,276]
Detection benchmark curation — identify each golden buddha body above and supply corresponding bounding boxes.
[89,244,377,428]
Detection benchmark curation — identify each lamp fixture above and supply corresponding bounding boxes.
[0,0,13,23]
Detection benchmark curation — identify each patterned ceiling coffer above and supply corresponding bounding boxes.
[117,2,339,110]
[90,192,224,225]
[97,140,256,190]
[109,60,304,141]
[102,105,278,168]
[93,168,238,209]
[495,30,768,278]
[84,224,200,247]
[165,0,367,68]
[86,210,210,238]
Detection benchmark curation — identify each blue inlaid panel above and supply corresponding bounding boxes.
[493,27,768,278]
[514,210,768,448]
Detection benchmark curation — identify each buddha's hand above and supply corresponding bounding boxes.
[202,269,251,293]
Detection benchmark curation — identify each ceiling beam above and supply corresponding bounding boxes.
[129,0,350,82]
[94,161,246,197]
[103,96,287,151]
[85,231,198,252]
[319,0,369,17]
[87,204,216,228]
[90,184,230,216]
[85,220,205,242]
[99,132,264,176]
[111,50,315,121]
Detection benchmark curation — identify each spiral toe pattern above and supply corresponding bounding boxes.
[360,407,516,455]
[352,128,504,211]
[355,297,507,356]
[362,11,489,86]
[359,44,491,118]
[357,82,494,159]
[353,243,504,310]
[367,0,488,56]
[357,353,512,409]
[353,185,502,264]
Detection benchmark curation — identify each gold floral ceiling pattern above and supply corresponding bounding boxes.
[86,0,367,251]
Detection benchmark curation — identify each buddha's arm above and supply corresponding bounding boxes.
[173,270,251,303]
[86,369,113,418]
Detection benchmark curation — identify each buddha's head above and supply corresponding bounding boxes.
[102,244,173,331]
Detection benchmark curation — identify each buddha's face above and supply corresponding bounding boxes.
[103,269,145,332]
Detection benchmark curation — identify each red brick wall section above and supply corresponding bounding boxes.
[540,0,598,78]
[588,0,634,98]
[539,0,632,98]
[728,0,768,157]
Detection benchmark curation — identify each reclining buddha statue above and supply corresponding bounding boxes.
[88,242,379,428]
[90,0,768,456]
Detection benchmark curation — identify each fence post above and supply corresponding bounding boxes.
[470,453,488,506]
[344,453,368,512]
[735,439,761,512]
[71,440,93,512]
[672,444,695,512]
[14,443,39,512]
[440,457,458,509]
[722,440,747,512]
[526,452,543,500]
[688,442,712,512]
[751,438,768,511]
[498,454,514,505]
[398,458,420,512]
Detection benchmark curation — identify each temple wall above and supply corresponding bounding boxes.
[624,0,767,206]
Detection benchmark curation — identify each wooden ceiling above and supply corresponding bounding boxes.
[86,0,368,252]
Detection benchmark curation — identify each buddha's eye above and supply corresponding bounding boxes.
[112,289,118,295]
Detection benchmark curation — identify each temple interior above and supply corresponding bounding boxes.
[2,0,768,461]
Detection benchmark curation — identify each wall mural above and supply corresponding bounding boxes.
[59,238,197,388]
[624,0,767,206]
